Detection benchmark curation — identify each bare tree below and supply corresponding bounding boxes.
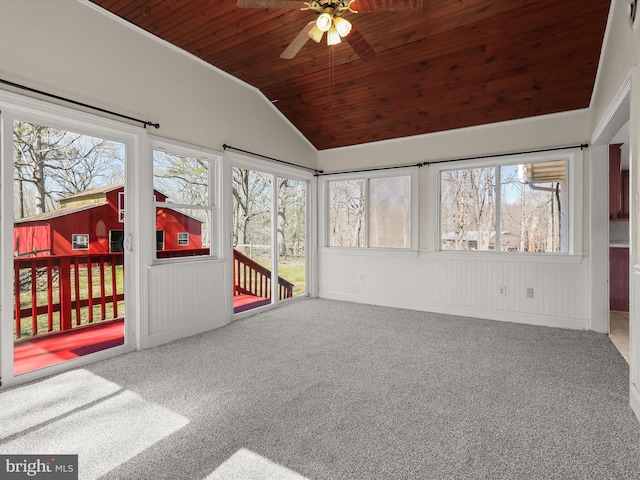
[13,121,123,218]
[440,168,495,250]
[277,177,306,257]
[232,168,271,253]
[153,150,211,246]
[328,179,365,247]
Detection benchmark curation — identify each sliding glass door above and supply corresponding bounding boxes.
[231,162,308,314]
[1,94,139,383]
[276,176,306,300]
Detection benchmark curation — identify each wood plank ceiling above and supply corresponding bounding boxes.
[90,0,610,150]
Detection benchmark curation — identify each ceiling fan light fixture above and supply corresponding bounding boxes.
[333,16,352,37]
[316,12,333,32]
[308,24,324,43]
[327,25,341,45]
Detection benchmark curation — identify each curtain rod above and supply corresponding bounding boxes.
[422,143,589,166]
[317,143,589,176]
[316,162,424,176]
[223,144,322,174]
[0,78,160,129]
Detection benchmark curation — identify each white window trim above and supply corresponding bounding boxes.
[177,232,189,246]
[71,233,90,250]
[430,148,583,256]
[149,136,222,264]
[319,166,419,251]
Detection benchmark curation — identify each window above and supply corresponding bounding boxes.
[71,234,89,250]
[156,231,165,251]
[438,149,581,254]
[325,168,417,249]
[109,230,124,252]
[177,232,189,246]
[152,138,220,260]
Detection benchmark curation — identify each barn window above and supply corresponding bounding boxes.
[321,167,418,249]
[177,232,189,246]
[152,137,220,261]
[437,148,583,254]
[72,234,89,250]
[109,230,124,252]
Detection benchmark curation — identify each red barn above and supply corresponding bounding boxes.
[14,184,202,257]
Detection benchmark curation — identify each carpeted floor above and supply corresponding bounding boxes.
[1,298,640,479]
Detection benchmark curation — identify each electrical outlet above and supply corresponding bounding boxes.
[526,287,534,298]
[498,286,507,296]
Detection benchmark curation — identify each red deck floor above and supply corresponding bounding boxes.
[233,293,272,313]
[13,294,271,375]
[13,319,125,375]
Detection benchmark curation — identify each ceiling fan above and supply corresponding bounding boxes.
[237,0,424,60]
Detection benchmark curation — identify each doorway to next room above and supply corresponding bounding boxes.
[609,130,630,364]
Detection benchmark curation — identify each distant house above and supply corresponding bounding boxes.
[14,184,202,257]
[489,232,521,252]
[442,230,522,251]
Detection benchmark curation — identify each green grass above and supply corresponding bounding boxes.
[277,258,307,297]
[253,255,307,297]
[15,264,124,339]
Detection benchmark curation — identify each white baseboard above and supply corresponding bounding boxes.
[318,290,589,330]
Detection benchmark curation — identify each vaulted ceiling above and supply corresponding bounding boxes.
[90,0,610,150]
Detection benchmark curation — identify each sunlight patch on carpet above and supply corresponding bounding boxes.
[0,369,189,480]
[206,448,309,480]
[0,369,121,439]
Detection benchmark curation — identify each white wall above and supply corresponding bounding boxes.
[0,1,316,167]
[319,250,589,330]
[318,109,591,171]
[317,111,593,330]
[0,0,317,359]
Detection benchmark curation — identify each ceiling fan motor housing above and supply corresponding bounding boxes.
[305,0,358,15]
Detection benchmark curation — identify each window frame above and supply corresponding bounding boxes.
[177,232,189,246]
[71,233,89,250]
[433,148,583,256]
[320,166,419,251]
[109,230,124,253]
[150,136,222,263]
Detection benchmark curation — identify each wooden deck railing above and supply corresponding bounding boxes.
[14,248,294,339]
[156,248,210,259]
[14,253,124,339]
[233,249,294,301]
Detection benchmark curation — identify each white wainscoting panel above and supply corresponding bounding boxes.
[147,260,230,347]
[318,249,589,330]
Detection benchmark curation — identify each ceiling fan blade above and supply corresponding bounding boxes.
[346,25,375,61]
[237,0,305,8]
[281,22,315,59]
[351,0,424,12]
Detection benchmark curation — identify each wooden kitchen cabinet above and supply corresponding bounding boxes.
[621,169,630,218]
[609,144,629,219]
[610,247,629,312]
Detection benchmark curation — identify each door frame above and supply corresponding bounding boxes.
[226,151,316,317]
[0,89,145,388]
[590,68,639,421]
